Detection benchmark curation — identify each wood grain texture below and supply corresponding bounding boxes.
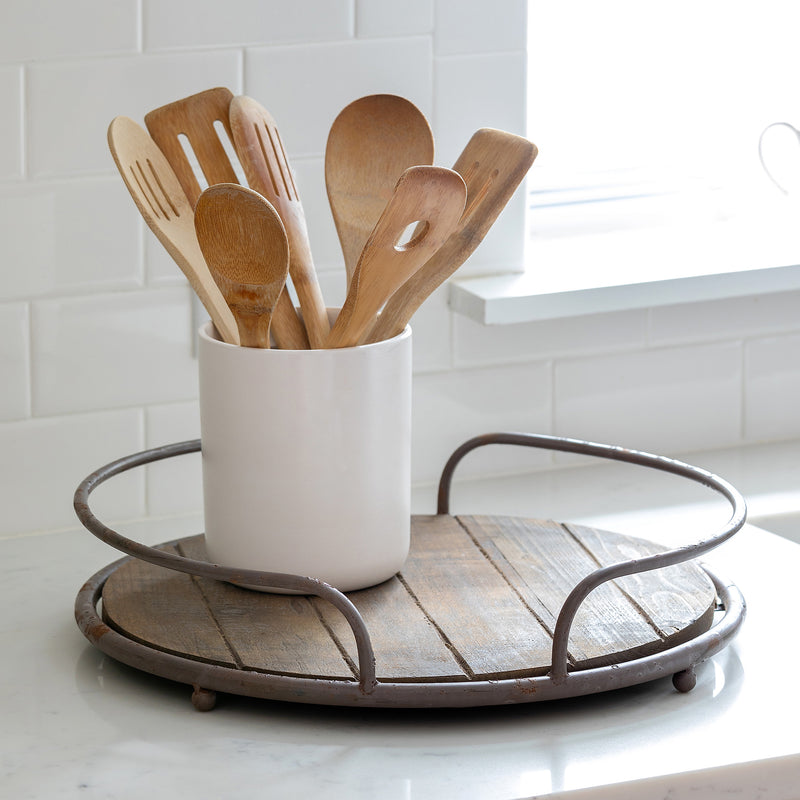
[178,537,352,679]
[107,115,240,346]
[101,543,236,666]
[325,94,435,287]
[194,183,289,348]
[366,129,538,343]
[143,87,308,349]
[325,166,466,348]
[100,517,717,683]
[230,96,330,348]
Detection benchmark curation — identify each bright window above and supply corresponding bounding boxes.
[526,0,800,239]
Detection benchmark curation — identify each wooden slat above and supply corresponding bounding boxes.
[564,522,716,645]
[102,542,235,666]
[100,518,718,686]
[397,515,554,679]
[312,571,467,682]
[458,515,667,669]
[178,537,352,680]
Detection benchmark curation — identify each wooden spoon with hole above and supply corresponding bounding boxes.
[145,88,308,349]
[365,129,538,343]
[194,184,290,348]
[107,115,239,345]
[326,166,467,349]
[229,95,330,348]
[325,94,434,288]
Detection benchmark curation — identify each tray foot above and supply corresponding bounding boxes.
[191,685,217,711]
[672,667,697,693]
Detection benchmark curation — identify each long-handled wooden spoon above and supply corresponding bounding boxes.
[325,94,434,288]
[365,129,538,343]
[326,166,467,349]
[107,115,239,345]
[194,184,290,348]
[229,95,330,348]
[145,88,308,349]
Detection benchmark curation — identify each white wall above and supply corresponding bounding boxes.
[1,0,799,538]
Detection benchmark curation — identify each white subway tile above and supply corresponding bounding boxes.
[0,67,22,179]
[435,0,527,56]
[408,284,453,373]
[434,51,527,167]
[454,189,527,276]
[412,362,552,484]
[0,303,30,421]
[27,51,242,177]
[0,178,141,300]
[144,0,353,50]
[649,290,800,346]
[0,0,139,63]
[0,409,144,537]
[745,332,800,441]
[357,0,433,37]
[554,342,743,455]
[31,288,198,416]
[245,37,433,156]
[145,402,202,517]
[455,308,647,367]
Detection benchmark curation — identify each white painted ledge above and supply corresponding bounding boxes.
[450,209,800,324]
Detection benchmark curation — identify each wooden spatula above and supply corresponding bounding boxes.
[194,184,290,349]
[365,129,538,343]
[326,166,467,349]
[145,88,308,349]
[325,94,434,288]
[229,95,330,348]
[107,115,239,345]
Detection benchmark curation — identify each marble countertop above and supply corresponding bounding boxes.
[5,439,800,799]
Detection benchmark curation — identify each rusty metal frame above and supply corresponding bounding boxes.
[73,433,747,709]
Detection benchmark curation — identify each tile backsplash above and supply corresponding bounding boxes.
[2,0,799,538]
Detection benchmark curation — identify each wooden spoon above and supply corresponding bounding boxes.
[194,184,290,348]
[229,95,330,348]
[145,88,308,349]
[107,115,239,345]
[366,129,538,343]
[325,94,434,287]
[326,166,467,349]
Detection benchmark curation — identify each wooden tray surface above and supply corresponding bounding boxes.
[101,514,716,683]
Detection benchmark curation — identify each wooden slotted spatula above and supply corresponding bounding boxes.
[229,95,330,348]
[145,88,308,349]
[325,94,434,288]
[107,115,239,345]
[195,184,290,348]
[326,166,467,349]
[365,129,538,343]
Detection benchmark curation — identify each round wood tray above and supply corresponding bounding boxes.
[74,433,747,711]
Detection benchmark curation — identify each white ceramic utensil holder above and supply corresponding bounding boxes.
[198,316,412,593]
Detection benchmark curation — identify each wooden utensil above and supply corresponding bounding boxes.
[325,94,434,287]
[229,95,330,348]
[194,184,290,348]
[107,115,239,345]
[326,166,467,349]
[366,129,538,343]
[145,88,308,349]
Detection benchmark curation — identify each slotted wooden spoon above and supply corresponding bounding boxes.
[194,184,290,348]
[145,88,308,349]
[229,95,330,348]
[366,129,538,343]
[325,94,434,288]
[326,166,467,349]
[107,115,239,345]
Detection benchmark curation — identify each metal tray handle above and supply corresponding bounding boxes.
[436,432,747,681]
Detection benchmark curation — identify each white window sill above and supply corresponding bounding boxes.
[450,196,800,324]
